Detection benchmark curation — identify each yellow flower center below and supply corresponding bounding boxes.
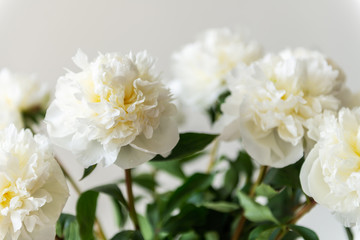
[0,184,16,209]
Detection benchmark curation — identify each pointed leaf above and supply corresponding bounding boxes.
[249,225,278,240]
[56,214,81,240]
[111,230,144,240]
[112,198,128,228]
[237,191,279,224]
[264,159,303,189]
[150,161,186,179]
[163,173,214,219]
[289,225,319,240]
[202,201,239,213]
[255,184,278,198]
[76,191,99,240]
[151,133,218,162]
[131,173,158,192]
[138,214,153,240]
[80,164,97,180]
[91,184,128,208]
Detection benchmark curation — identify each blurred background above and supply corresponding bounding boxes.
[0,0,359,239]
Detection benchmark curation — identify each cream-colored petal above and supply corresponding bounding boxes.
[115,145,155,169]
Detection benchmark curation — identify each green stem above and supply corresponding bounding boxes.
[289,198,316,224]
[58,160,81,195]
[231,166,268,240]
[274,198,316,239]
[125,169,140,230]
[55,157,107,240]
[275,226,287,240]
[206,138,220,173]
[249,166,268,197]
[345,227,354,240]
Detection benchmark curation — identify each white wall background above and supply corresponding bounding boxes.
[0,0,360,239]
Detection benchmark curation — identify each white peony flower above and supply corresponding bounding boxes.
[0,69,49,131]
[0,124,69,240]
[221,48,345,167]
[300,108,360,227]
[0,69,49,112]
[171,28,262,109]
[46,50,179,169]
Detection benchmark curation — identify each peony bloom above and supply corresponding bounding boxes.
[221,48,345,167]
[0,125,69,240]
[171,28,262,109]
[0,69,49,130]
[0,69,49,112]
[46,50,179,169]
[300,108,360,227]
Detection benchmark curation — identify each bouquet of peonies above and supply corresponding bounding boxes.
[1,28,359,240]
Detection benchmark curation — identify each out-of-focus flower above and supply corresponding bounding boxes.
[171,28,262,109]
[220,48,345,167]
[301,108,360,227]
[0,125,69,240]
[0,69,49,112]
[0,69,49,131]
[46,50,179,169]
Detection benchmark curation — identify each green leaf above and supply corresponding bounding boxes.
[112,198,128,228]
[179,231,200,240]
[76,191,99,240]
[111,230,144,240]
[132,173,158,192]
[150,161,186,180]
[205,232,219,240]
[21,105,47,130]
[255,184,278,198]
[289,225,319,240]
[151,133,218,162]
[282,231,300,240]
[345,227,354,240]
[80,164,97,180]
[236,191,279,224]
[146,202,160,230]
[162,204,207,234]
[91,184,128,208]
[201,201,239,213]
[138,214,154,240]
[224,151,254,195]
[234,151,254,177]
[264,158,303,189]
[56,213,81,240]
[206,90,230,124]
[249,225,278,240]
[221,160,239,197]
[162,173,214,220]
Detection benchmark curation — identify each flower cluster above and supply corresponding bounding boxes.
[2,27,360,239]
[170,29,360,232]
[220,48,345,167]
